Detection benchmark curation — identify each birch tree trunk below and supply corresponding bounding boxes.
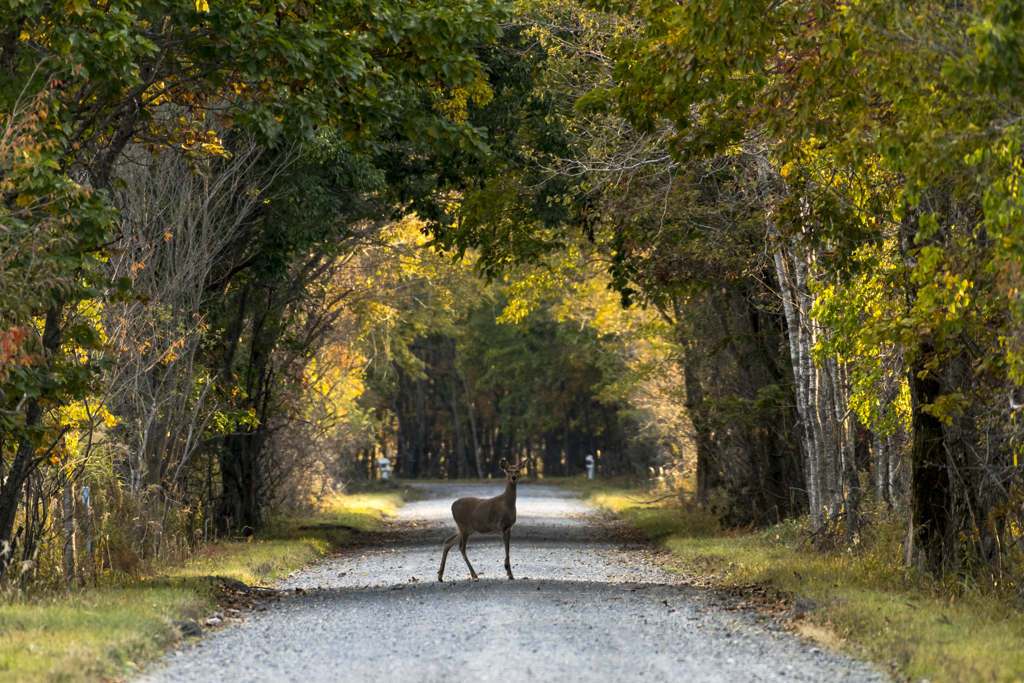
[772,239,822,529]
[873,430,886,505]
[760,158,859,533]
[888,433,901,506]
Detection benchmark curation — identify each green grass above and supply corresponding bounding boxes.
[572,480,1024,683]
[1,490,408,683]
[0,583,210,682]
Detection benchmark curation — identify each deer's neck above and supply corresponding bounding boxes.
[503,479,517,507]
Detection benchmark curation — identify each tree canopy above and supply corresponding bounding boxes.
[2,0,1024,595]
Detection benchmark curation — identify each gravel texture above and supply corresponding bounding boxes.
[138,483,890,683]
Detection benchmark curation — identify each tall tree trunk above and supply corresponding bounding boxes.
[907,347,950,572]
[459,367,483,479]
[62,475,77,583]
[831,358,862,539]
[219,427,266,536]
[0,303,62,578]
[772,242,823,529]
[686,361,719,506]
[563,412,571,477]
[888,431,902,506]
[445,339,468,479]
[415,375,427,478]
[873,430,887,507]
[795,253,831,520]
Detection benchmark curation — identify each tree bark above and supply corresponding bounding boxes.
[62,476,77,583]
[686,361,719,506]
[459,367,483,479]
[873,430,887,507]
[218,428,265,536]
[907,348,950,573]
[445,339,469,479]
[0,303,62,578]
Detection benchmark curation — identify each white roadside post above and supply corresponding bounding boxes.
[81,486,91,553]
[377,455,392,480]
[585,454,595,480]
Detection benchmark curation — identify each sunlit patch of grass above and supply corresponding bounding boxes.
[167,490,407,586]
[168,538,331,587]
[617,505,722,541]
[322,491,405,518]
[2,490,411,682]
[556,478,722,541]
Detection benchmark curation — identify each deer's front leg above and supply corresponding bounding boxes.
[458,533,478,580]
[502,527,514,580]
[438,532,460,581]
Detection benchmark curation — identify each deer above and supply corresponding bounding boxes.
[438,458,524,582]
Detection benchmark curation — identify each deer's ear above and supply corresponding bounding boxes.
[499,458,509,471]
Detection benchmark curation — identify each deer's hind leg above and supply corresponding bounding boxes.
[458,528,478,580]
[438,532,461,582]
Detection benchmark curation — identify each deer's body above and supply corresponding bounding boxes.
[437,459,523,581]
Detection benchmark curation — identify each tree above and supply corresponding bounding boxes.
[597,0,1024,574]
[413,0,806,523]
[0,78,115,576]
[0,0,507,564]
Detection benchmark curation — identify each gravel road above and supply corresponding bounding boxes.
[139,483,889,683]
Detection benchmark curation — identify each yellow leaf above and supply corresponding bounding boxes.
[196,0,209,12]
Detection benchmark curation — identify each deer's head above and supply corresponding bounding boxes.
[499,458,525,483]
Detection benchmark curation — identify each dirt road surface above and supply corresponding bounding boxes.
[137,483,888,683]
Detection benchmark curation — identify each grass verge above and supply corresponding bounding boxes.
[1,488,408,683]
[574,478,1024,683]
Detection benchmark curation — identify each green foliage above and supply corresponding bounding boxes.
[598,0,1023,408]
[0,0,513,550]
[3,0,507,156]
